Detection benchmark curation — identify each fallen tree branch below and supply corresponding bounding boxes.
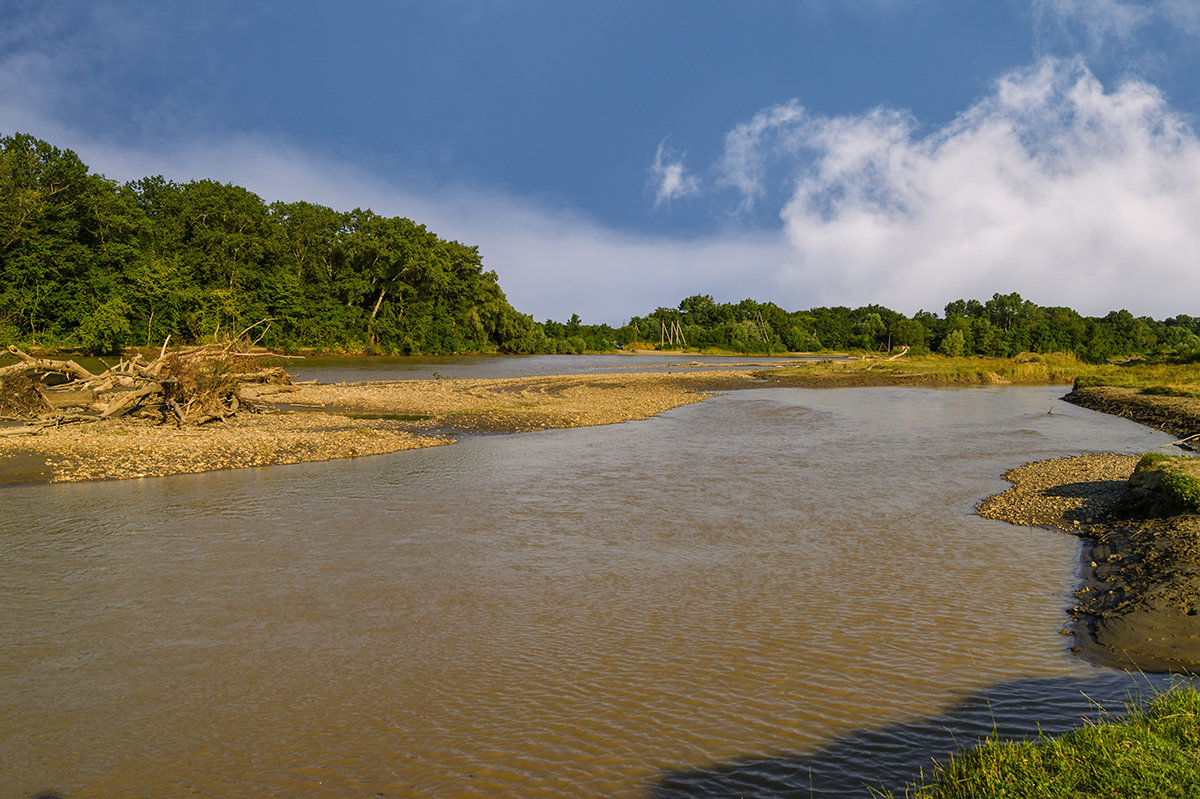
[4,345,96,381]
[100,382,164,419]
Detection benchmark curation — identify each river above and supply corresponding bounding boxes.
[0,356,1192,798]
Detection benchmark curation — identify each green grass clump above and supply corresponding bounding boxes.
[1161,471,1200,513]
[1137,452,1173,470]
[895,686,1200,798]
[1135,453,1200,512]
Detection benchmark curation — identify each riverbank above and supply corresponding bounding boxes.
[0,370,754,483]
[979,451,1200,672]
[1066,384,1200,441]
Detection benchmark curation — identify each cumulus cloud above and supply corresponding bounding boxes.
[648,138,701,208]
[737,58,1200,316]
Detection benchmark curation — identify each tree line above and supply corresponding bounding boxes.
[3,132,1196,361]
[0,133,549,354]
[601,293,1200,361]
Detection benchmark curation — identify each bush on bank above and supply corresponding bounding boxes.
[1136,454,1200,513]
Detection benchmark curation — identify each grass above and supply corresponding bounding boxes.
[889,685,1200,798]
[762,353,1087,386]
[1070,360,1200,396]
[760,353,1200,393]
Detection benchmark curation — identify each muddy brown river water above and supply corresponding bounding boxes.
[1,367,1194,798]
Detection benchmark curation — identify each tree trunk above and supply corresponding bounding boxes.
[369,284,387,321]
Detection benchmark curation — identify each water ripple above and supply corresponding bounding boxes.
[0,386,1187,798]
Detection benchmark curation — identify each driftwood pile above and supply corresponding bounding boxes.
[0,335,294,428]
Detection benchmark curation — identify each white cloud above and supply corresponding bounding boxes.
[716,100,806,213]
[648,138,701,208]
[752,58,1200,316]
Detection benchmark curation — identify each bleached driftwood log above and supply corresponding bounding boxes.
[0,326,294,425]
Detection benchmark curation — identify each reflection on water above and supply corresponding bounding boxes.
[0,385,1193,798]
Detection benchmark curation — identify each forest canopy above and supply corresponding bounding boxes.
[611,293,1200,362]
[2,132,1196,362]
[0,132,549,354]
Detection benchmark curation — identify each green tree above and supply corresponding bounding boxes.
[678,294,722,325]
[0,133,101,341]
[79,297,133,354]
[939,328,965,357]
[852,312,887,350]
[891,317,928,353]
[344,210,439,347]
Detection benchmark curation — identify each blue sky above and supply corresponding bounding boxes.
[4,1,1200,323]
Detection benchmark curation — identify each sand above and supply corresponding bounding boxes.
[0,370,754,484]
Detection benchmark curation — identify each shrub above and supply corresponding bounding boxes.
[1137,452,1172,470]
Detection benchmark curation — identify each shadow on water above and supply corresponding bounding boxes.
[651,671,1194,799]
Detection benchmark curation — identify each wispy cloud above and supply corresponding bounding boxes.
[1033,0,1151,52]
[648,138,701,208]
[47,133,790,325]
[0,2,206,148]
[1034,0,1200,53]
[1163,0,1200,33]
[716,100,806,213]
